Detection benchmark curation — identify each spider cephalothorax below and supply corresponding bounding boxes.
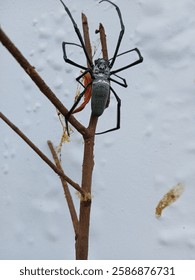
[94,58,110,75]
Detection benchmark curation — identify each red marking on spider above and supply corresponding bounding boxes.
[72,72,92,114]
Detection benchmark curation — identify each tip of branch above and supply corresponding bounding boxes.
[82,13,88,23]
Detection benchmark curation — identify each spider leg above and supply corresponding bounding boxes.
[75,69,92,87]
[65,82,92,135]
[73,71,93,113]
[100,0,125,69]
[95,87,121,135]
[110,48,143,75]
[62,42,88,70]
[109,73,127,88]
[72,87,92,114]
[60,0,93,68]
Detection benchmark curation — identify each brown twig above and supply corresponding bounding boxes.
[0,112,84,196]
[99,23,108,60]
[47,141,79,235]
[75,13,97,260]
[0,27,88,137]
[76,115,97,260]
[75,16,107,260]
[82,13,92,68]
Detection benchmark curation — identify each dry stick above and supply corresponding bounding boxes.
[47,141,79,236]
[75,14,102,260]
[76,23,108,259]
[76,116,98,260]
[0,112,84,196]
[82,13,92,68]
[98,23,108,60]
[0,28,88,137]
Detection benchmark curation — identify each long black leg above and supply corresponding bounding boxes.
[109,73,127,87]
[62,42,88,70]
[76,69,92,87]
[65,82,92,135]
[96,87,121,135]
[110,48,143,75]
[109,48,142,61]
[60,0,93,68]
[100,0,125,69]
[62,43,93,86]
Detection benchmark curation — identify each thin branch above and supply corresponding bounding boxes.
[75,16,106,260]
[82,13,92,69]
[47,141,79,235]
[0,112,85,196]
[99,23,108,60]
[0,27,88,137]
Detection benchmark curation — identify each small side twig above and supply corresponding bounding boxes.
[98,23,108,60]
[82,13,92,68]
[0,112,84,196]
[47,140,79,235]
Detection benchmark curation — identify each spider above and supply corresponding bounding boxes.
[59,0,143,135]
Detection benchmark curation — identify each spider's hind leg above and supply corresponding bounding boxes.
[95,87,121,135]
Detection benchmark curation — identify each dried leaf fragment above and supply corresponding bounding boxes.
[56,109,70,158]
[155,183,184,217]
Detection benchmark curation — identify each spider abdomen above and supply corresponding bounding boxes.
[91,79,110,116]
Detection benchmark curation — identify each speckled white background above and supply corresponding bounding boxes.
[1,0,195,260]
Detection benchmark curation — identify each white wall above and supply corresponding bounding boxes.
[1,0,195,259]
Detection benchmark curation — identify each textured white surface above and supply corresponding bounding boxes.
[1,0,195,260]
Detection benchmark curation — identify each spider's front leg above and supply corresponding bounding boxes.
[62,42,88,70]
[110,48,143,75]
[60,0,93,68]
